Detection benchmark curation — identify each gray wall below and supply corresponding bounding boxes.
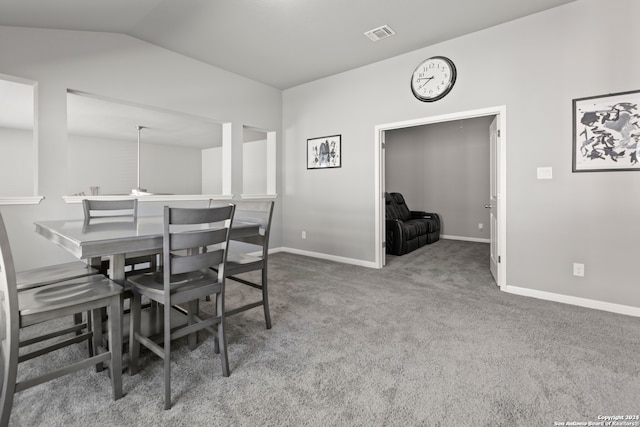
[385,116,492,241]
[0,26,282,270]
[282,0,640,309]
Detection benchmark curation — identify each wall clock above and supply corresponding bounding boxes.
[410,56,457,102]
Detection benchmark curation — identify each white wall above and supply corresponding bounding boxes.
[282,0,640,309]
[202,147,223,195]
[243,139,267,194]
[385,116,492,240]
[0,26,282,270]
[0,128,34,196]
[140,143,202,195]
[67,135,137,195]
[68,135,204,197]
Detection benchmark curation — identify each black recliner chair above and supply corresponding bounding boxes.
[385,192,440,256]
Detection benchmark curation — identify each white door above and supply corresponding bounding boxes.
[488,117,499,285]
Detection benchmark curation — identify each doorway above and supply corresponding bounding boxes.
[374,106,507,289]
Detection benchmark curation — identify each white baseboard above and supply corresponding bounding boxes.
[276,247,377,268]
[441,235,490,243]
[503,285,640,317]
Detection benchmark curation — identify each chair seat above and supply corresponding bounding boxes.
[399,217,439,239]
[129,270,222,304]
[16,261,98,291]
[19,275,123,325]
[226,253,263,274]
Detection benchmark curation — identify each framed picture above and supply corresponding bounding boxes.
[573,89,640,172]
[307,134,341,169]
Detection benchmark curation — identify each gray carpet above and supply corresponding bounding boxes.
[8,240,640,426]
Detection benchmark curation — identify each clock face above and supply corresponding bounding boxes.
[410,56,457,102]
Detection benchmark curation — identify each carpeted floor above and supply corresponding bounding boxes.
[7,240,640,426]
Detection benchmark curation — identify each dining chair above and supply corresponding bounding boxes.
[208,199,274,329]
[16,260,100,346]
[82,198,157,276]
[82,198,138,219]
[127,204,235,410]
[0,212,124,427]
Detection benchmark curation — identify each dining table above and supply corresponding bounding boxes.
[34,215,260,283]
[34,215,261,343]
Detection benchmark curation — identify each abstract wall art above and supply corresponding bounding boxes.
[573,90,640,172]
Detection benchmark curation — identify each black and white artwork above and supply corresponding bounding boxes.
[573,90,640,172]
[307,134,341,169]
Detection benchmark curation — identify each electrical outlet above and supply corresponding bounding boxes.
[301,231,306,239]
[478,223,483,231]
[573,263,584,277]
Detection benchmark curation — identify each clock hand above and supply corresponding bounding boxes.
[417,76,434,89]
[418,76,434,89]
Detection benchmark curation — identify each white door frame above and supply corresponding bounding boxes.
[374,105,507,289]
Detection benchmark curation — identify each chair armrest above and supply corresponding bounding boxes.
[385,219,404,255]
[410,211,439,221]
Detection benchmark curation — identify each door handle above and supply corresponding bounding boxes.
[484,204,493,209]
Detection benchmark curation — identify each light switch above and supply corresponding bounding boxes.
[537,166,553,180]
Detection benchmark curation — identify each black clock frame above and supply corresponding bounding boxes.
[410,56,457,102]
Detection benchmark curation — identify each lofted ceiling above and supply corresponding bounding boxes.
[0,0,578,90]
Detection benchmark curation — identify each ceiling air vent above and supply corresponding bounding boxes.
[364,25,396,41]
